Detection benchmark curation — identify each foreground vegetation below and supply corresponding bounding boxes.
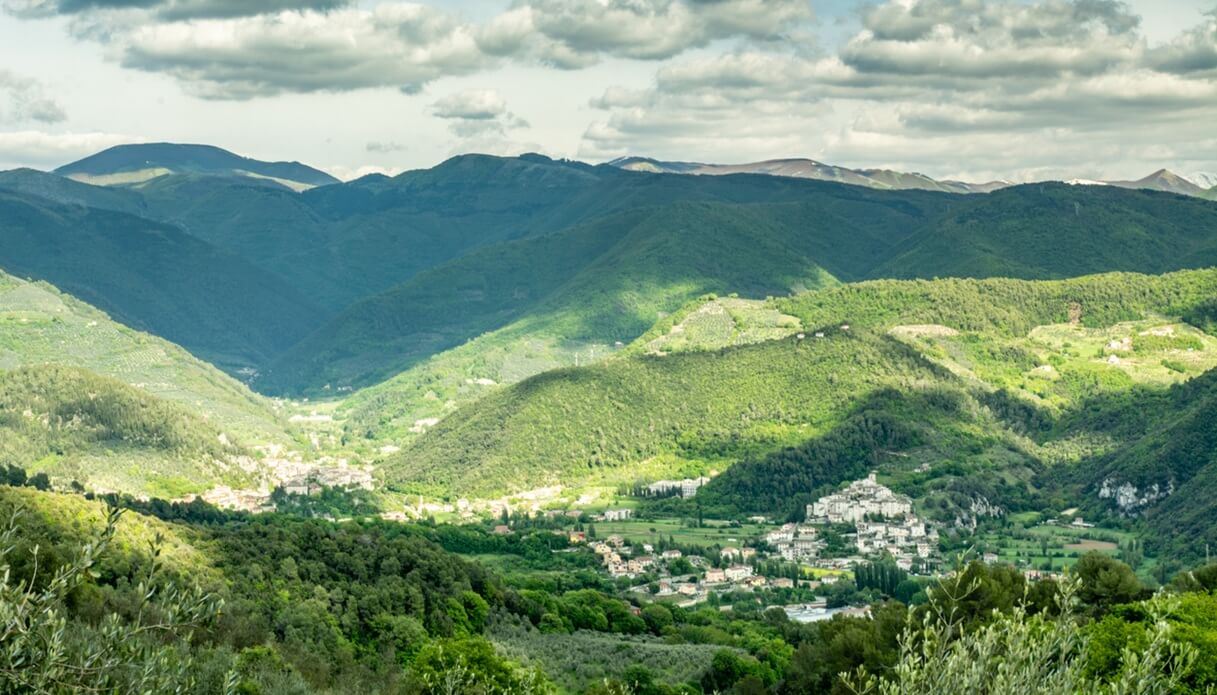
[7,484,1217,694]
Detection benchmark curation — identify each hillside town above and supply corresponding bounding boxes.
[565,473,946,603]
[804,473,940,572]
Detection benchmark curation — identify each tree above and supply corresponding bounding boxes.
[641,604,673,635]
[0,504,232,694]
[1075,552,1145,611]
[410,637,548,694]
[844,576,1193,695]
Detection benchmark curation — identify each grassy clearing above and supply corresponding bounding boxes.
[975,524,1133,571]
[583,518,771,548]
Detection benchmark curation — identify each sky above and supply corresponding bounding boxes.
[1,0,1215,183]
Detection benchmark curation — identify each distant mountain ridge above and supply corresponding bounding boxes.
[1184,172,1217,189]
[55,143,339,191]
[0,182,322,370]
[607,156,1009,194]
[1103,169,1208,197]
[609,156,1216,199]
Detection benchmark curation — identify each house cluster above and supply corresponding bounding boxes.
[599,508,633,521]
[644,477,710,498]
[198,485,273,512]
[808,473,912,523]
[592,535,663,578]
[280,461,375,496]
[807,473,939,571]
[652,562,767,603]
[766,524,826,562]
[854,519,938,568]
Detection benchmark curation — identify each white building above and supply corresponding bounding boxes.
[725,564,754,581]
[807,473,913,524]
[645,477,710,498]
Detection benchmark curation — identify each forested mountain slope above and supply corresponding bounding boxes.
[0,168,147,214]
[0,270,289,444]
[387,271,1217,534]
[5,151,1217,393]
[0,188,321,370]
[0,365,252,497]
[262,191,927,394]
[269,179,1217,396]
[872,184,1217,279]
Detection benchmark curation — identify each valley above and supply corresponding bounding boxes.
[4,143,1217,694]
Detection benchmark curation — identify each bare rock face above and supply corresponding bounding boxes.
[1098,477,1174,515]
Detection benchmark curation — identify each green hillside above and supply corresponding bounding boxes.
[872,184,1217,280]
[386,270,1217,509]
[266,201,860,393]
[1044,367,1217,560]
[266,177,1217,403]
[303,198,909,444]
[0,187,321,371]
[0,168,147,214]
[0,270,289,445]
[0,365,251,497]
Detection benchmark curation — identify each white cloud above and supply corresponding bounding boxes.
[14,0,820,99]
[432,88,508,120]
[431,87,531,146]
[0,70,67,124]
[365,140,406,153]
[117,5,488,98]
[0,130,141,169]
[3,0,349,20]
[479,0,812,67]
[1147,8,1217,76]
[322,162,404,180]
[580,0,1217,179]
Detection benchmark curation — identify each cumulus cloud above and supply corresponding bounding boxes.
[0,130,140,169]
[431,88,529,141]
[116,5,488,99]
[433,89,508,120]
[0,71,67,124]
[8,0,819,98]
[322,163,405,180]
[479,0,811,67]
[1146,8,1217,76]
[581,0,1217,179]
[836,0,1145,87]
[2,0,349,20]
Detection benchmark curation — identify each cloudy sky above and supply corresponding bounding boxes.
[1,0,1215,182]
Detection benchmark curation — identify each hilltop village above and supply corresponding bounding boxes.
[545,473,948,609]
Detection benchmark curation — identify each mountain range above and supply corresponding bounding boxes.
[3,141,1217,564]
[609,156,1217,199]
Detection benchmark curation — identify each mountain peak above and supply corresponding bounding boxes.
[55,142,339,191]
[1104,168,1207,196]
